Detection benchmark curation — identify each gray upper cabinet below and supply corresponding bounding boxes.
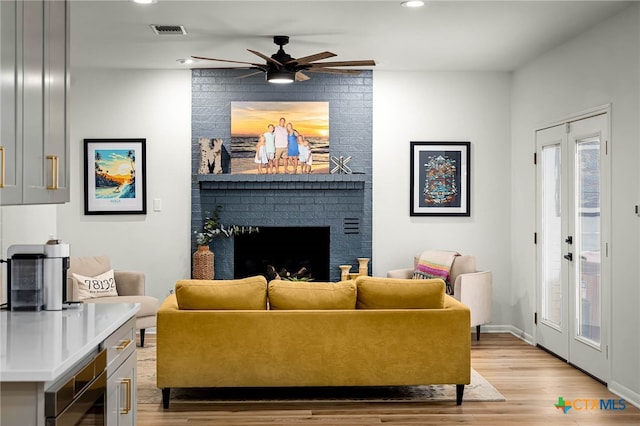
[1,0,70,206]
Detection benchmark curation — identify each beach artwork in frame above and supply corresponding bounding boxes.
[231,101,330,174]
[410,141,470,217]
[84,138,147,215]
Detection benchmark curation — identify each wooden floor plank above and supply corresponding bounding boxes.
[137,333,640,425]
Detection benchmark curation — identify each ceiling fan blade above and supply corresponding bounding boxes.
[235,70,265,80]
[295,71,311,82]
[288,51,336,65]
[191,56,264,67]
[306,68,363,75]
[310,60,376,67]
[247,49,283,67]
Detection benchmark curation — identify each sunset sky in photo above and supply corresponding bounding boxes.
[231,101,329,138]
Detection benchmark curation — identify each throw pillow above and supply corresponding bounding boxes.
[175,275,268,310]
[355,276,445,309]
[268,280,356,310]
[73,269,118,300]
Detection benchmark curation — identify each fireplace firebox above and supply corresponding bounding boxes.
[234,227,330,282]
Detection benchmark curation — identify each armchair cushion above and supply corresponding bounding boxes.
[355,276,445,309]
[268,280,356,310]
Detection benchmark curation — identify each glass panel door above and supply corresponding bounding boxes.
[541,144,562,327]
[575,138,601,345]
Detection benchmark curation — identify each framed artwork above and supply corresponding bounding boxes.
[230,101,330,174]
[84,138,147,215]
[410,141,470,217]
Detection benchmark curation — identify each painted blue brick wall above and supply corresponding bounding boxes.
[191,70,372,281]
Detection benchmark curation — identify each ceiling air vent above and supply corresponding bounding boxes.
[150,25,187,35]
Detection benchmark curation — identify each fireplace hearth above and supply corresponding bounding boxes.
[234,227,330,281]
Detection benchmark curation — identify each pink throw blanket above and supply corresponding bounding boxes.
[413,250,460,294]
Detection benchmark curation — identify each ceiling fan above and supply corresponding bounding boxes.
[191,35,375,83]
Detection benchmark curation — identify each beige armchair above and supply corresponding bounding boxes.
[387,255,492,340]
[67,256,159,347]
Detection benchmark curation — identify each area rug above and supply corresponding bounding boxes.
[136,343,505,404]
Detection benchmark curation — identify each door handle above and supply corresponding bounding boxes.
[565,236,573,244]
[564,253,573,261]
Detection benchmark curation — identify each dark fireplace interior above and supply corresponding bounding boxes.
[234,227,330,282]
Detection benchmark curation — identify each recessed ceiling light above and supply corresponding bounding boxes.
[177,58,196,65]
[401,1,425,8]
[131,0,158,4]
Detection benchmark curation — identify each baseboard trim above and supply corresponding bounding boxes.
[473,324,534,345]
[608,380,640,409]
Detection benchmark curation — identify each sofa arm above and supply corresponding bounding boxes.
[114,270,146,296]
[453,271,492,327]
[386,267,414,279]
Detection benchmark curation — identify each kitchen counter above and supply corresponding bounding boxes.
[0,302,140,382]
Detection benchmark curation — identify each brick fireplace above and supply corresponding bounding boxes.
[191,70,372,281]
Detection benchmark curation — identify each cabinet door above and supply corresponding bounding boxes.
[0,0,22,205]
[106,351,137,426]
[23,0,69,204]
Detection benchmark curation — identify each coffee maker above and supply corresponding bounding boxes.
[7,240,70,311]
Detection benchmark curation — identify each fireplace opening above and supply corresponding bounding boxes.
[234,227,330,282]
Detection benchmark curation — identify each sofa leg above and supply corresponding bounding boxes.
[456,384,465,405]
[140,329,146,347]
[476,325,481,341]
[162,388,171,409]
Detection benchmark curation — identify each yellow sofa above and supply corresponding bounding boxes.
[157,275,471,408]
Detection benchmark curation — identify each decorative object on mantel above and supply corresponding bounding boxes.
[198,137,230,174]
[230,101,330,174]
[193,206,259,279]
[330,155,352,174]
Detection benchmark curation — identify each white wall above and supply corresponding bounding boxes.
[511,4,640,402]
[56,69,192,302]
[372,71,512,326]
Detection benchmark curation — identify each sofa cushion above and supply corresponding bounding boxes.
[268,280,356,310]
[355,276,445,309]
[175,276,267,310]
[72,269,119,300]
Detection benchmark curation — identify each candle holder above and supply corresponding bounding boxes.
[357,258,370,276]
[339,265,352,281]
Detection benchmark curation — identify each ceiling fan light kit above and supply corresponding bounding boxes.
[401,1,425,8]
[266,69,295,84]
[192,35,375,84]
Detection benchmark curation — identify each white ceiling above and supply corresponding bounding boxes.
[70,0,634,72]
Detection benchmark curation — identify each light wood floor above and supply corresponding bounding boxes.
[137,333,640,425]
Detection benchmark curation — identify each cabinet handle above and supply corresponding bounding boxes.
[0,146,5,188]
[46,155,59,190]
[114,339,132,351]
[120,378,132,415]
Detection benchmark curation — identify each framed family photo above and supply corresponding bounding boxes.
[230,101,330,174]
[410,141,470,217]
[84,138,147,215]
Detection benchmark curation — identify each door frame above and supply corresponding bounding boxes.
[533,104,612,382]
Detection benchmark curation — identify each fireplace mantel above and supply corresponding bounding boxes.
[197,173,367,190]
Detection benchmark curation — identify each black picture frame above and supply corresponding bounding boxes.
[410,141,470,217]
[83,138,147,215]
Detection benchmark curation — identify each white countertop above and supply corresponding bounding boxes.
[0,303,139,382]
